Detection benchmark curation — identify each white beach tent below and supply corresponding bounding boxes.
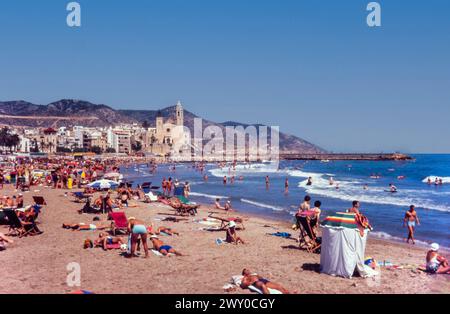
[320,212,375,278]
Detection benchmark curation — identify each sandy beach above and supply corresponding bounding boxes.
[0,185,448,294]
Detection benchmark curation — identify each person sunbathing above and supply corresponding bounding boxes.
[147,223,179,236]
[62,222,109,231]
[426,243,450,274]
[150,235,183,256]
[0,232,14,250]
[240,268,290,294]
[225,221,245,245]
[94,232,125,250]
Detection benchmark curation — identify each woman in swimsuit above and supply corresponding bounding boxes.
[403,205,420,244]
[426,243,450,274]
[128,217,149,258]
[240,269,290,294]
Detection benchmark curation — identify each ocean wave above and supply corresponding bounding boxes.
[209,162,280,177]
[190,192,228,200]
[298,176,450,213]
[240,198,286,212]
[422,176,450,184]
[370,231,436,249]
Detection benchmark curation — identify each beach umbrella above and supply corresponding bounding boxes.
[88,179,119,190]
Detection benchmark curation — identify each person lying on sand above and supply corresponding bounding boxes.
[147,223,179,236]
[426,243,450,274]
[128,217,149,258]
[94,232,125,250]
[225,221,245,245]
[150,235,183,256]
[0,232,14,250]
[240,268,290,294]
[62,222,109,231]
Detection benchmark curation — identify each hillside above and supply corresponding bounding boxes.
[0,99,325,153]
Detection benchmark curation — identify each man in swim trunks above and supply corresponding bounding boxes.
[150,235,183,256]
[128,217,149,258]
[403,205,420,244]
[426,243,450,274]
[240,268,290,294]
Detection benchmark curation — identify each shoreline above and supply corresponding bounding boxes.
[1,184,448,294]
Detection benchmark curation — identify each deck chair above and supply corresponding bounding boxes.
[110,212,129,236]
[173,196,199,216]
[3,209,41,238]
[297,215,321,253]
[33,196,47,206]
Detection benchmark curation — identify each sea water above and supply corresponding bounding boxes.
[123,154,450,249]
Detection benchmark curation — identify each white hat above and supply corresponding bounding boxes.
[150,235,159,239]
[430,243,439,251]
[228,221,236,228]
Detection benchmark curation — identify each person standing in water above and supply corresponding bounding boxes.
[284,178,289,194]
[403,205,420,245]
[265,176,270,189]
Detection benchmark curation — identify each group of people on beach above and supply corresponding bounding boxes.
[1,155,449,297]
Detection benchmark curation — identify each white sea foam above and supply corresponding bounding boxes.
[370,231,435,248]
[190,192,228,200]
[209,162,280,177]
[422,176,450,184]
[297,174,450,213]
[240,198,286,212]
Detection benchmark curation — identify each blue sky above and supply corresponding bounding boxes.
[0,0,449,153]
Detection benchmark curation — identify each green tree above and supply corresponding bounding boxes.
[90,146,103,154]
[131,141,142,152]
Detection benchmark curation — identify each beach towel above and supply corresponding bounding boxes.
[230,275,283,294]
[248,285,283,295]
[269,232,291,239]
[151,249,174,257]
[105,243,122,250]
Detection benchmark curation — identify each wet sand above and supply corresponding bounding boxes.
[0,185,448,294]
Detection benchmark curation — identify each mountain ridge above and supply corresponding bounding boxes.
[0,99,326,153]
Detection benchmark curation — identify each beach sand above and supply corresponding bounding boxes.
[0,185,448,294]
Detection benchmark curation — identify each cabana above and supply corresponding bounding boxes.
[320,212,375,278]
